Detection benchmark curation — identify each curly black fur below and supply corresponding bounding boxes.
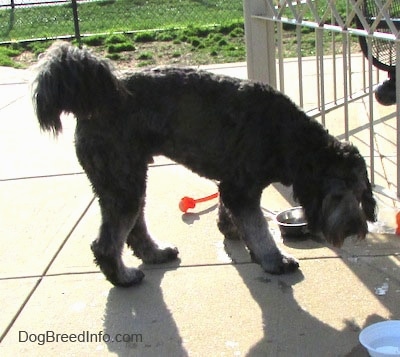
[33,42,376,287]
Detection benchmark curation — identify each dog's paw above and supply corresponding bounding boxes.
[117,268,145,287]
[252,251,299,274]
[107,268,145,288]
[140,246,179,264]
[91,246,146,287]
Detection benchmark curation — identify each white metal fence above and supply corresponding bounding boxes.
[243,0,400,197]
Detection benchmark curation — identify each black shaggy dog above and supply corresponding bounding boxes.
[33,43,376,287]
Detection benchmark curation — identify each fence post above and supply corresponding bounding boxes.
[243,0,276,87]
[71,0,81,46]
[397,40,400,197]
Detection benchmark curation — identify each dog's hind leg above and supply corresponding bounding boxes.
[127,209,179,264]
[219,182,299,274]
[91,198,146,287]
[76,137,147,286]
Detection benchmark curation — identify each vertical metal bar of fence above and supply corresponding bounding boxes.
[347,35,353,100]
[396,40,400,196]
[362,53,367,92]
[342,32,349,141]
[316,27,326,126]
[332,32,337,105]
[277,22,285,93]
[316,35,321,113]
[367,36,375,185]
[71,0,81,46]
[297,25,304,108]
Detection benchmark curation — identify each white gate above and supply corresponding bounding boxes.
[243,0,400,197]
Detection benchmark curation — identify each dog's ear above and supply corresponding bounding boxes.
[336,142,377,223]
[361,178,377,222]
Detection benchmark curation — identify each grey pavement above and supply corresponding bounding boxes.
[0,60,399,356]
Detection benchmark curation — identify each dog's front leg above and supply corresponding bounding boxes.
[219,184,299,274]
[235,208,299,274]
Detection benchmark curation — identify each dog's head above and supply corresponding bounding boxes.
[293,140,376,247]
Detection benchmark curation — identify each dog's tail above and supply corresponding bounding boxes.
[33,42,128,135]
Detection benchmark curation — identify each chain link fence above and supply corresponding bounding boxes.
[0,0,244,44]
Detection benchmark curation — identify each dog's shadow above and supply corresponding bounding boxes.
[103,262,189,356]
[101,238,397,356]
[181,203,218,224]
[240,183,400,355]
[223,239,387,356]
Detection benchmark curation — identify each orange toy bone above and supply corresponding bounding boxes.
[396,212,400,235]
[179,193,219,213]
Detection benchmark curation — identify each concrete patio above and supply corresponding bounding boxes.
[0,59,399,356]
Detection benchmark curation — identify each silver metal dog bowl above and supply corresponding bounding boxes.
[276,206,309,237]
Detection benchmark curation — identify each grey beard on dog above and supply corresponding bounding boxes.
[33,42,377,287]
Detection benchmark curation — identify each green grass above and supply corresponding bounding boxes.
[0,0,243,42]
[0,22,247,68]
[0,40,53,67]
[1,0,351,43]
[0,0,357,68]
[137,51,154,60]
[0,45,22,67]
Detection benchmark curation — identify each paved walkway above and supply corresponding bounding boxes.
[0,61,399,356]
